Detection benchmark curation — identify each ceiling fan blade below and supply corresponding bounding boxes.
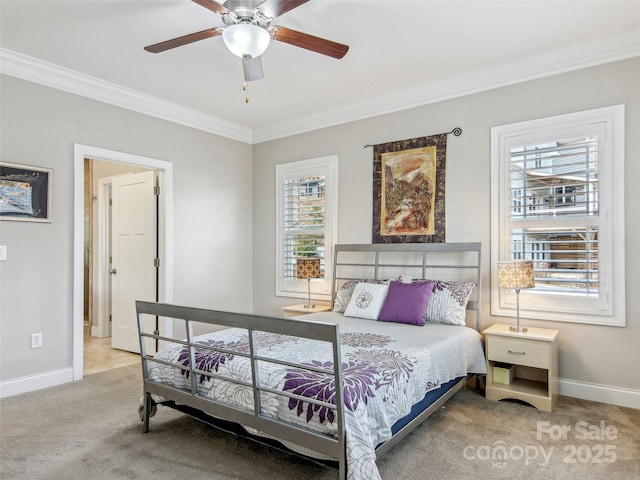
[192,0,229,15]
[243,56,264,81]
[260,0,310,18]
[144,28,223,53]
[270,26,349,59]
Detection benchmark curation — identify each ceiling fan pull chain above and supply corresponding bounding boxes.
[243,82,250,103]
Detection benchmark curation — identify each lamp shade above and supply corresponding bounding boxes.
[498,260,535,289]
[222,23,270,59]
[297,258,321,280]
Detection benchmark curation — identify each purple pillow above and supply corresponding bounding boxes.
[378,280,435,326]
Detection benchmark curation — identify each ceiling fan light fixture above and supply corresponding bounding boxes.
[222,23,270,59]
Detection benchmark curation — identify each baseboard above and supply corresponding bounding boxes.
[559,378,640,409]
[0,368,74,399]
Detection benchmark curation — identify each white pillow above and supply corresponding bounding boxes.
[344,282,389,320]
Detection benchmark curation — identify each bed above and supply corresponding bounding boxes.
[136,243,487,480]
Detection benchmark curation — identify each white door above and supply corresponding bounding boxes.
[111,170,157,354]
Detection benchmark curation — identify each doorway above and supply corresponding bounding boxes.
[83,161,152,374]
[73,144,173,381]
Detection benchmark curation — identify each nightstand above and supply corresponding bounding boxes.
[483,323,559,412]
[281,304,331,317]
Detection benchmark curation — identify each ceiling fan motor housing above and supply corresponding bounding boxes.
[224,1,272,22]
[223,0,265,11]
[222,7,272,27]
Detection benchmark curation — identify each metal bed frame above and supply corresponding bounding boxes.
[136,242,482,479]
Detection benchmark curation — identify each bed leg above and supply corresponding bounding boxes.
[337,444,347,480]
[143,392,152,433]
[338,460,346,480]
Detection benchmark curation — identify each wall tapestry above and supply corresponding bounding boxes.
[371,132,452,243]
[0,162,52,222]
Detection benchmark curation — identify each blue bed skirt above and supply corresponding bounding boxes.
[390,376,463,435]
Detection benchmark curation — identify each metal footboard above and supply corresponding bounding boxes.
[136,301,347,480]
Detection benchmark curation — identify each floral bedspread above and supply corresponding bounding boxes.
[142,312,486,480]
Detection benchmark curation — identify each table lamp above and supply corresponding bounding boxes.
[297,257,322,309]
[498,260,535,332]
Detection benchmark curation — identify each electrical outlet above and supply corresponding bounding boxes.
[31,333,43,349]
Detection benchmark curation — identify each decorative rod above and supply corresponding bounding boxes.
[363,127,462,148]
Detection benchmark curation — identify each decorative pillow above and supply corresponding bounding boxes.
[333,279,389,313]
[343,282,390,320]
[378,280,434,326]
[332,280,358,312]
[418,280,475,326]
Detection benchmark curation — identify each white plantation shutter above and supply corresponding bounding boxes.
[491,106,625,326]
[283,176,326,279]
[276,156,338,298]
[508,135,600,296]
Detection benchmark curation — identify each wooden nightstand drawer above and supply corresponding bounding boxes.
[487,335,550,369]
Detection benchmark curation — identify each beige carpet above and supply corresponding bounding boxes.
[1,364,638,480]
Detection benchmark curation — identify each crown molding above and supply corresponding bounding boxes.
[2,28,639,145]
[0,48,252,144]
[251,29,640,143]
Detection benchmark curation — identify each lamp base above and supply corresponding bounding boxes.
[303,304,316,309]
[509,325,528,332]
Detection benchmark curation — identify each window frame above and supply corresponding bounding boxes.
[275,155,338,300]
[490,105,625,326]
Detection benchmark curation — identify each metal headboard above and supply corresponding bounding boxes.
[331,243,482,331]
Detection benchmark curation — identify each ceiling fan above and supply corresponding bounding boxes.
[144,0,349,82]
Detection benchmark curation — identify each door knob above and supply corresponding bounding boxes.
[109,269,117,275]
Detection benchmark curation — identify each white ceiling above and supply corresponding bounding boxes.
[1,0,639,143]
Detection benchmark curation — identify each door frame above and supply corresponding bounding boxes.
[95,177,112,338]
[73,144,173,381]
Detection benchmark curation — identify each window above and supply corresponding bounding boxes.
[491,105,625,326]
[276,155,338,299]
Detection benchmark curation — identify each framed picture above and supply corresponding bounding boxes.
[0,162,53,222]
[372,133,447,243]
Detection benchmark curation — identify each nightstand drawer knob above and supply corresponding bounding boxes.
[508,350,526,355]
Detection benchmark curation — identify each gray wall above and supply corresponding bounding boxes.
[252,58,640,391]
[1,57,638,398]
[0,75,253,382]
